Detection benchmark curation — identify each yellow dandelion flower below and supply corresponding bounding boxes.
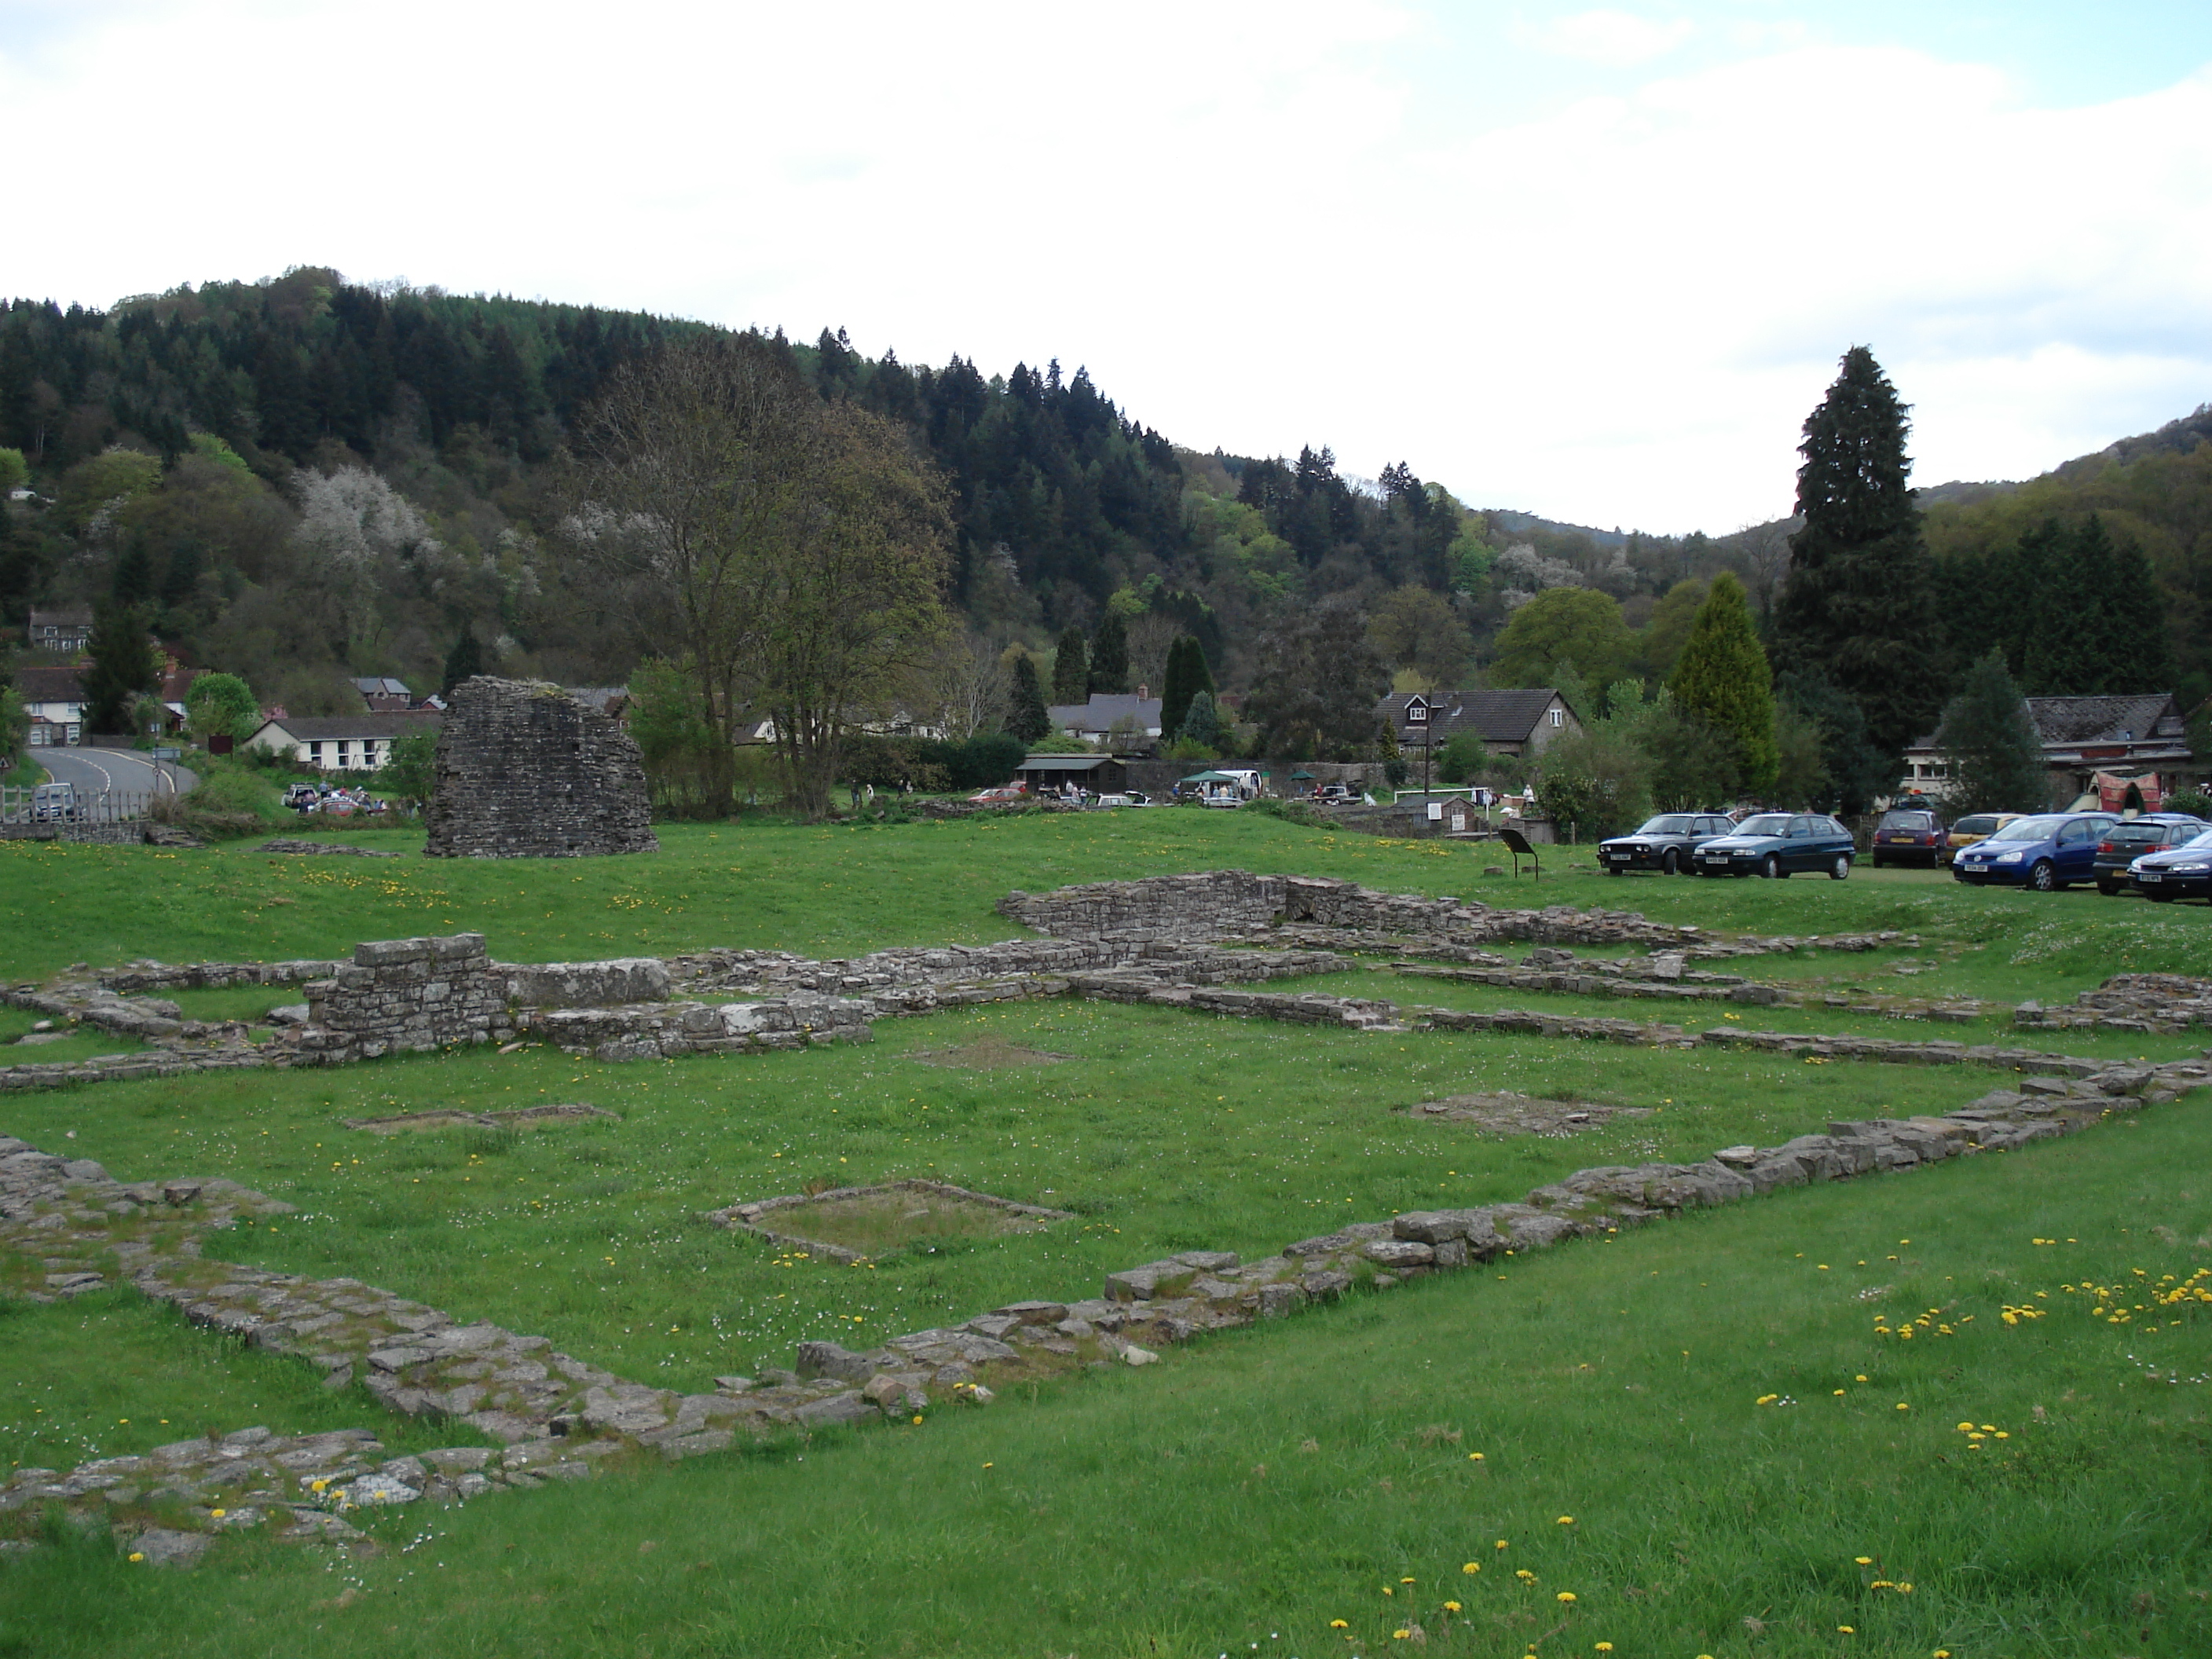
[1557,1514,1575,1525]
[1393,1630,1411,1640]
[1515,1569,1536,1582]
[1496,1539,1510,1549]
[1329,1620,1349,1629]
[1855,1556,1873,1566]
[1839,1626,1855,1635]
[127,1551,145,1563]
[1469,1452,1485,1460]
[210,1508,225,1519]
[1444,1600,1462,1613]
[1556,1591,1577,1603]
[1401,1577,1416,1584]
[1595,1646,1613,1654]
[1463,1562,1481,1575]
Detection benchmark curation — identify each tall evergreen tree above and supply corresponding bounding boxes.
[1177,689,1220,747]
[441,622,485,696]
[1158,635,1215,742]
[1004,654,1051,744]
[1774,665,1892,813]
[1667,572,1777,792]
[1088,611,1130,696]
[1771,346,1944,758]
[1934,649,2046,814]
[1050,624,1089,707]
[80,602,159,734]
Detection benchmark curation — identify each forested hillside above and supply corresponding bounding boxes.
[0,266,2204,763]
[0,268,1802,715]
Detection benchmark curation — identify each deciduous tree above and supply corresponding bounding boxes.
[1486,587,1635,690]
[1366,585,1471,690]
[184,671,260,742]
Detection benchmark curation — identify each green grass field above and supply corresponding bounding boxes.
[1,811,2207,1657]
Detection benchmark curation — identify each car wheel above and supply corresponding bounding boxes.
[2028,859,2056,892]
[2097,880,2120,896]
[1760,853,1782,880]
[2149,890,2176,903]
[1829,855,1851,881]
[1605,865,1621,875]
[1871,854,1888,868]
[1661,849,1679,876]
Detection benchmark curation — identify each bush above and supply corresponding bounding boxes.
[2165,789,2212,819]
[844,732,1025,793]
[151,763,284,839]
[1243,797,1325,828]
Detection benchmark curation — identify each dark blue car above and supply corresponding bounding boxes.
[1691,812,1858,879]
[2128,828,2212,902]
[1949,811,2117,891]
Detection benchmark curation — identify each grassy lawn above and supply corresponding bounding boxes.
[2,1080,2206,1657]
[2,809,2208,1657]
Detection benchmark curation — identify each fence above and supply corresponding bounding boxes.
[0,786,156,826]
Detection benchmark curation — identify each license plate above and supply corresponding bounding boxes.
[1885,835,1911,842]
[2139,871,2162,883]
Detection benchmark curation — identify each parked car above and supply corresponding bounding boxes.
[966,782,1028,805]
[1870,805,1946,867]
[2093,815,2209,895]
[1597,812,1737,875]
[2127,827,2212,902]
[283,782,324,811]
[1315,784,1356,804]
[1943,811,2022,863]
[1692,812,1857,879]
[1949,811,2117,890]
[30,782,79,822]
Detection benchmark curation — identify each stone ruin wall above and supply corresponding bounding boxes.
[424,676,657,859]
[998,870,1701,949]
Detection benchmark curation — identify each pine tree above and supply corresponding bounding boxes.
[1935,648,2045,814]
[1004,655,1051,744]
[1177,690,1220,747]
[1050,625,1089,707]
[80,602,159,734]
[1159,635,1214,742]
[1667,572,1777,792]
[1089,612,1130,697]
[1771,346,1944,758]
[441,623,485,696]
[2104,526,2179,693]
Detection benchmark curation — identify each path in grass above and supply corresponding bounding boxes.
[3,1074,2206,1657]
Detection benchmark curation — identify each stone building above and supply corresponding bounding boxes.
[423,677,658,859]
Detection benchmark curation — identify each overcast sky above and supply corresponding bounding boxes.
[4,1,2209,533]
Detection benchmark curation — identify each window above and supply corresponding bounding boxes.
[308,742,323,764]
[1548,708,1564,727]
[1405,703,1427,723]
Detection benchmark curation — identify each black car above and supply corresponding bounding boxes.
[2126,828,2212,902]
[1692,812,1859,879]
[2093,815,2208,895]
[1598,812,1738,874]
[1870,805,1946,867]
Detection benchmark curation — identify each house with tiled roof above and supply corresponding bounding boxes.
[25,608,92,654]
[1903,693,2192,808]
[1376,689,1581,761]
[17,665,86,746]
[244,710,444,773]
[1047,690,1164,751]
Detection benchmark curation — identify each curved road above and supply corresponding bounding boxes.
[36,746,197,802]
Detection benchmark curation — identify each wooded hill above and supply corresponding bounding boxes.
[0,266,2206,725]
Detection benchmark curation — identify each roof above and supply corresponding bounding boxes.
[1379,688,1571,743]
[27,607,92,627]
[2024,694,2185,746]
[15,666,84,702]
[1048,694,1163,729]
[250,712,445,742]
[1907,693,2189,755]
[563,687,631,714]
[1016,755,1118,773]
[352,676,412,697]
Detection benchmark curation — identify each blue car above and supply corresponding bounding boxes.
[1950,811,2117,891]
[1690,812,1858,879]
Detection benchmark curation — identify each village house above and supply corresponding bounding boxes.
[1377,689,1581,763]
[25,608,93,655]
[1047,689,1163,750]
[1902,692,2193,809]
[244,710,445,772]
[16,665,86,746]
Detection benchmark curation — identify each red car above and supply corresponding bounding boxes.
[967,782,1028,804]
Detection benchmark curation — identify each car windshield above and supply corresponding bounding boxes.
[1636,816,1694,834]
[1880,811,1936,829]
[1734,815,1789,837]
[1951,815,1996,834]
[2108,823,2170,844]
[1988,815,2063,842]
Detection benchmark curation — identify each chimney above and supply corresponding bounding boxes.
[1137,684,1148,700]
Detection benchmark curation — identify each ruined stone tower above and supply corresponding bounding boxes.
[423,677,658,859]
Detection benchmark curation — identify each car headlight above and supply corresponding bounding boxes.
[1992,850,2023,863]
[2170,861,2210,873]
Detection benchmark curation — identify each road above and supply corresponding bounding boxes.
[36,746,197,801]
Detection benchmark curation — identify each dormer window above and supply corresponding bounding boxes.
[1404,697,1429,724]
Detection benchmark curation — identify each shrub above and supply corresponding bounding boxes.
[151,764,284,839]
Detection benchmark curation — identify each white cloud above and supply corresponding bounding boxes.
[1,6,2208,533]
[1517,9,1694,67]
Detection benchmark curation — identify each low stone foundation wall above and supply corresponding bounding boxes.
[296,934,513,1064]
[2016,972,2212,1035]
